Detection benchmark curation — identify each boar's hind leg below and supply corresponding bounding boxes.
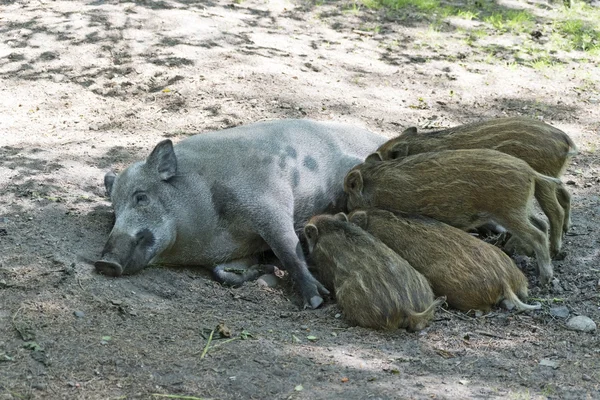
[534,176,565,258]
[256,216,329,309]
[501,217,554,286]
[213,257,274,287]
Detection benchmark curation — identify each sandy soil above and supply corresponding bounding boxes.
[1,0,599,399]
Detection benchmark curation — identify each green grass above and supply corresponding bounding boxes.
[554,18,600,52]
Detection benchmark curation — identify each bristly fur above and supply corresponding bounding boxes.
[305,214,443,331]
[349,208,541,312]
[377,117,578,177]
[344,148,563,285]
[375,117,575,231]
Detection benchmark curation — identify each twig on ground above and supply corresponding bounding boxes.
[475,330,507,340]
[200,328,215,359]
[151,394,212,400]
[439,307,475,321]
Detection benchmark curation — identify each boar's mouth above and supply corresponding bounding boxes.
[95,229,155,277]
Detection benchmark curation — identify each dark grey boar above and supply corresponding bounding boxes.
[344,149,565,285]
[95,119,386,309]
[376,117,577,233]
[305,213,444,331]
[348,208,541,313]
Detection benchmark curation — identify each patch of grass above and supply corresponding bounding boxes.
[483,10,533,33]
[365,0,440,12]
[528,55,554,70]
[554,18,600,52]
[455,9,478,21]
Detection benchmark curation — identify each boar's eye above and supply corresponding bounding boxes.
[133,192,149,206]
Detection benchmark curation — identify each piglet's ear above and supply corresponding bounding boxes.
[344,170,364,194]
[333,212,348,222]
[304,224,319,241]
[364,152,383,164]
[147,139,177,181]
[349,210,368,228]
[401,126,418,136]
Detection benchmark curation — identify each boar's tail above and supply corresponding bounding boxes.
[504,285,542,311]
[411,295,446,318]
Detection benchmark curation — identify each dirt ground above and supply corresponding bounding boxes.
[1,0,599,399]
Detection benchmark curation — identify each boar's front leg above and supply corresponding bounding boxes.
[212,256,275,287]
[254,212,330,309]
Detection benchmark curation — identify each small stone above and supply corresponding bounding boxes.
[540,359,559,369]
[73,311,85,318]
[300,325,309,330]
[334,313,342,319]
[89,124,99,131]
[32,382,46,390]
[256,273,278,288]
[566,180,577,186]
[582,374,592,381]
[566,316,596,332]
[551,278,564,294]
[550,306,569,319]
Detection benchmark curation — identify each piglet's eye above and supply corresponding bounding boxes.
[134,192,148,205]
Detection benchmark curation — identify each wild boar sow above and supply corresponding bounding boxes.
[344,149,565,285]
[349,209,541,313]
[95,119,386,309]
[305,213,443,331]
[376,117,577,232]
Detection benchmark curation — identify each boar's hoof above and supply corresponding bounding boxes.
[95,260,124,277]
[309,295,324,310]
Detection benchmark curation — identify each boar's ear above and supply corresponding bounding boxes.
[401,126,418,136]
[349,210,368,228]
[333,212,348,222]
[388,143,409,160]
[345,170,364,193]
[304,224,319,241]
[147,139,177,181]
[104,171,117,198]
[364,152,383,164]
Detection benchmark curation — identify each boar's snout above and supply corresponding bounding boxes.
[95,229,155,277]
[94,259,124,277]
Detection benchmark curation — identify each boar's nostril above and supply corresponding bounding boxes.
[94,260,124,277]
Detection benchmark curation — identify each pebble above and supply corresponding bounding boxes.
[582,374,592,381]
[551,278,564,294]
[300,325,309,330]
[73,310,85,318]
[566,316,596,332]
[540,359,559,369]
[32,382,46,390]
[256,274,278,288]
[550,306,570,319]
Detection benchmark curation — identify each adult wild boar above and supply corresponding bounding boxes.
[376,117,577,232]
[95,119,386,309]
[344,149,565,285]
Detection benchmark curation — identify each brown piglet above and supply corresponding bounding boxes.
[344,149,565,285]
[349,208,541,313]
[376,117,577,233]
[305,213,444,331]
